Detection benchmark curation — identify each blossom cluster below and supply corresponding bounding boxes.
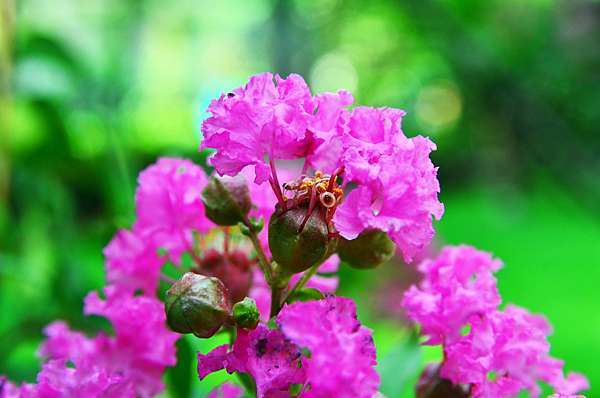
[0,72,590,398]
[402,245,589,397]
[199,296,378,398]
[201,72,443,262]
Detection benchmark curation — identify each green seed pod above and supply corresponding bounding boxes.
[201,175,251,226]
[165,272,231,338]
[338,229,395,269]
[268,207,333,274]
[232,297,260,329]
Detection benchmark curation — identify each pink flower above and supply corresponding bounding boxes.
[104,229,163,295]
[402,245,502,345]
[277,296,379,398]
[441,306,589,398]
[198,325,305,398]
[201,73,316,184]
[134,157,211,263]
[39,288,178,398]
[4,360,134,398]
[305,91,354,173]
[208,383,245,398]
[334,107,444,262]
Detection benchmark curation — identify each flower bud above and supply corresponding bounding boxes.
[232,297,260,329]
[201,175,251,226]
[338,229,395,269]
[165,272,231,338]
[416,364,468,398]
[268,207,334,274]
[195,249,253,304]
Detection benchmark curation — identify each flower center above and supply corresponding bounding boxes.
[282,171,344,210]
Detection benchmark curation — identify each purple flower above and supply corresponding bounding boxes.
[208,383,245,398]
[198,325,305,398]
[38,288,178,398]
[277,296,379,398]
[402,245,502,345]
[441,306,589,398]
[104,228,163,296]
[334,107,444,262]
[134,157,211,263]
[5,360,133,398]
[403,245,588,398]
[201,73,316,184]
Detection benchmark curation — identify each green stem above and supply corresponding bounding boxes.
[242,217,272,282]
[281,262,320,305]
[270,285,285,319]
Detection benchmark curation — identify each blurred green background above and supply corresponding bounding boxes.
[1,0,599,397]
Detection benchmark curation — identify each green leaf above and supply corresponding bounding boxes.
[378,334,422,398]
[167,337,193,398]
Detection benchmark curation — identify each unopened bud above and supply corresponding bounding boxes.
[338,229,395,269]
[416,364,468,398]
[268,207,334,274]
[202,175,251,226]
[195,249,253,304]
[232,297,260,329]
[165,272,231,338]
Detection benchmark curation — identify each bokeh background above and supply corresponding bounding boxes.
[1,0,599,397]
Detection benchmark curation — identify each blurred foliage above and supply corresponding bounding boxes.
[0,0,599,397]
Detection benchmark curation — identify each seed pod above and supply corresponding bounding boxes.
[232,297,260,329]
[268,207,333,274]
[165,272,231,338]
[201,175,251,226]
[338,229,395,269]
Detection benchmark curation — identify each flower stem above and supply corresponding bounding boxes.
[242,217,272,283]
[270,285,285,319]
[281,262,320,303]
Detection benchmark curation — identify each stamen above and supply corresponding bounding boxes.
[320,192,336,208]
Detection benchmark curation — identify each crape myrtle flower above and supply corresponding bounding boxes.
[208,383,245,398]
[403,245,589,398]
[401,245,502,345]
[201,73,443,264]
[442,306,589,398]
[134,157,212,264]
[4,288,178,398]
[198,325,306,398]
[201,72,319,185]
[1,360,133,398]
[277,296,379,398]
[197,296,378,398]
[333,107,444,263]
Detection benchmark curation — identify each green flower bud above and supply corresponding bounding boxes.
[201,175,251,226]
[268,207,334,274]
[165,272,231,338]
[338,229,395,269]
[232,297,260,329]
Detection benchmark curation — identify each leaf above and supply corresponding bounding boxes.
[167,337,193,398]
[377,334,422,398]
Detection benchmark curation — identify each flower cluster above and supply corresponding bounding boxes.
[202,72,443,262]
[198,296,378,398]
[0,72,589,398]
[402,245,589,398]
